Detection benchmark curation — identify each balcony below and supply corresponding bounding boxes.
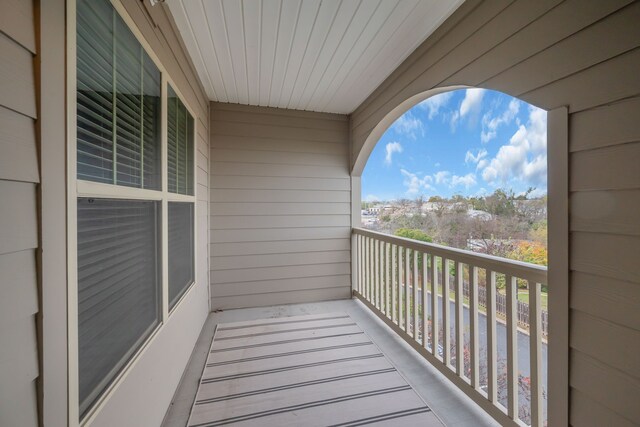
[160,229,546,427]
[163,299,499,427]
[6,0,638,426]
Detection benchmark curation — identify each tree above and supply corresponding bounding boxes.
[485,189,517,217]
[394,228,433,243]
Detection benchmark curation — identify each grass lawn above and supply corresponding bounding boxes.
[514,290,549,311]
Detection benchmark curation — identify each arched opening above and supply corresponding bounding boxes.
[353,87,550,425]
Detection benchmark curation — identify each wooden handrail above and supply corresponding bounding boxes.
[352,227,547,285]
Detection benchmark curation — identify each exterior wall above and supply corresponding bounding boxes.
[0,1,40,426]
[350,0,640,425]
[209,103,352,309]
[84,1,211,426]
[4,0,215,425]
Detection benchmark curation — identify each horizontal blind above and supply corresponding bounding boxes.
[167,86,178,193]
[77,198,161,415]
[167,85,194,195]
[77,0,114,183]
[168,202,194,308]
[77,0,161,190]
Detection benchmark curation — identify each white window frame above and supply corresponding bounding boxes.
[66,0,197,424]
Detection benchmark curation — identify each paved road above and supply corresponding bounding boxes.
[399,288,548,415]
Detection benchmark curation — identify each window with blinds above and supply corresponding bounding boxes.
[167,85,195,195]
[168,202,195,308]
[77,198,161,415]
[77,0,161,189]
[74,0,197,419]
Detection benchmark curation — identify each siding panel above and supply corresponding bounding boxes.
[210,175,350,191]
[211,287,352,310]
[570,351,640,422]
[571,189,640,236]
[570,272,640,332]
[211,238,350,257]
[571,232,640,284]
[211,275,351,297]
[570,389,637,427]
[210,104,350,308]
[570,310,640,378]
[0,250,38,326]
[570,96,640,152]
[0,179,38,256]
[570,142,640,191]
[0,33,36,118]
[0,0,36,52]
[484,1,640,99]
[0,105,38,183]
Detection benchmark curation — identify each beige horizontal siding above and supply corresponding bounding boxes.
[210,287,351,311]
[211,238,351,257]
[350,0,640,423]
[570,272,640,332]
[0,106,38,182]
[570,190,640,236]
[211,175,350,191]
[0,3,39,425]
[210,103,350,309]
[570,389,637,427]
[0,250,39,427]
[211,202,349,216]
[570,97,640,152]
[0,0,36,53]
[570,351,640,423]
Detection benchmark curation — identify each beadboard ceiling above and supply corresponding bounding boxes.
[167,0,463,114]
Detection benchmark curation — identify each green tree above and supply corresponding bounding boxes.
[394,228,433,243]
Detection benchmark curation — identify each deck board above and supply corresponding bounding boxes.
[188,313,443,426]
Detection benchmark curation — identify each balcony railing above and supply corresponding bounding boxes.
[352,228,547,427]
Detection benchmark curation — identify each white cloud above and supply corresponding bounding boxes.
[460,89,485,117]
[465,148,488,165]
[391,111,424,139]
[480,105,548,188]
[450,88,485,130]
[384,141,403,165]
[418,91,454,119]
[433,170,451,185]
[451,173,477,189]
[481,98,520,143]
[364,194,381,202]
[400,169,434,196]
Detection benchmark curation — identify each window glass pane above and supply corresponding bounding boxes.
[142,51,162,190]
[167,86,178,193]
[77,0,114,183]
[187,114,195,195]
[167,84,194,195]
[77,198,161,415]
[114,17,143,187]
[168,202,195,308]
[77,0,161,190]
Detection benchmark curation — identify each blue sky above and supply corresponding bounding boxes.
[361,89,547,201]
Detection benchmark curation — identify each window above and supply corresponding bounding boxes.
[77,198,160,415]
[77,0,161,189]
[167,85,194,195]
[74,0,196,418]
[167,84,196,308]
[168,202,195,308]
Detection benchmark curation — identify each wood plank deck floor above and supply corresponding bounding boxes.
[187,313,444,427]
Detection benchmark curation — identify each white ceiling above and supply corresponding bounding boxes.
[168,0,463,114]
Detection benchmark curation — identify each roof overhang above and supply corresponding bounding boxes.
[167,0,464,114]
